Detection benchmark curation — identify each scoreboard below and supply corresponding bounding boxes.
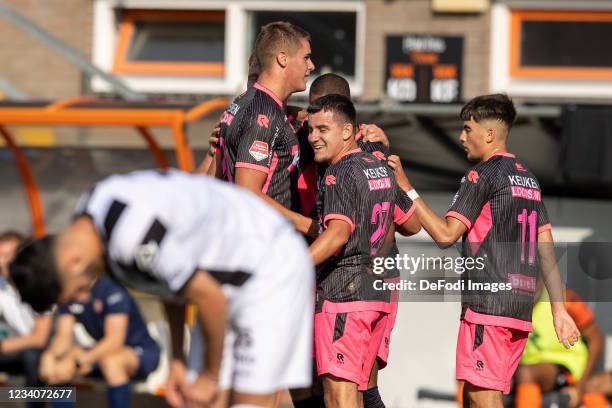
[385,34,463,103]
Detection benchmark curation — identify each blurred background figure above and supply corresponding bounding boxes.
[0,230,51,408]
[515,284,607,408]
[40,275,160,408]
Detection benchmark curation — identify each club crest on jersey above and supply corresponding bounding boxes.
[228,103,240,115]
[362,156,374,163]
[467,170,479,183]
[257,114,269,129]
[68,304,84,314]
[135,240,159,273]
[515,162,527,172]
[325,175,336,186]
[249,141,269,161]
[93,299,103,314]
[107,292,123,306]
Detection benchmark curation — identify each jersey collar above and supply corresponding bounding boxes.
[339,148,362,160]
[331,148,361,165]
[491,151,515,159]
[253,82,284,108]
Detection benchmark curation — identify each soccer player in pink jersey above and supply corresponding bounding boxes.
[219,22,317,237]
[388,93,580,407]
[307,94,420,408]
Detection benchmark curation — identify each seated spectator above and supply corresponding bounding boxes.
[515,284,607,408]
[0,231,51,408]
[40,275,160,408]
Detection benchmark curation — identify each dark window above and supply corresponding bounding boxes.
[128,21,225,63]
[520,21,612,68]
[251,11,357,77]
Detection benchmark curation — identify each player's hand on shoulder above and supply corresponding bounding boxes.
[210,126,220,143]
[207,126,221,156]
[166,359,188,408]
[387,155,412,191]
[552,306,581,349]
[360,124,390,148]
[184,372,220,408]
[296,109,308,126]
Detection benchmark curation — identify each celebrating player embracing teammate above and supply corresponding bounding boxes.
[219,21,317,236]
[307,95,420,408]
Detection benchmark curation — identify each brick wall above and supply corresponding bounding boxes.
[0,0,92,99]
[362,0,490,101]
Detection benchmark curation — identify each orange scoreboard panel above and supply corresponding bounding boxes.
[385,34,463,103]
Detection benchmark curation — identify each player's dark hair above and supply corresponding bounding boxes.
[255,21,310,70]
[0,230,25,244]
[460,93,517,130]
[310,73,351,99]
[247,52,260,86]
[9,235,61,313]
[307,94,357,130]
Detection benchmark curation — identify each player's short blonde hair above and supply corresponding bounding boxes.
[255,21,310,71]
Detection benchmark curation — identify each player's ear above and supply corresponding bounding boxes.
[276,51,288,68]
[486,126,495,143]
[342,123,353,141]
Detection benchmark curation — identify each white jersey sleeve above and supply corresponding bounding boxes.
[74,169,295,301]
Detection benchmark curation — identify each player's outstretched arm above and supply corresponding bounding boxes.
[388,155,465,247]
[396,215,421,236]
[309,219,352,266]
[181,270,227,408]
[236,168,319,238]
[538,230,581,349]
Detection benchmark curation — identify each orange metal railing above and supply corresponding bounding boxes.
[0,96,229,235]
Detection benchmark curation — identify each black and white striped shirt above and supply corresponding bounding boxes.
[75,170,294,300]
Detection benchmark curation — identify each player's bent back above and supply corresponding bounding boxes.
[76,169,316,393]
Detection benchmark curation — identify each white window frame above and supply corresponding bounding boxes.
[91,0,365,96]
[490,0,612,100]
